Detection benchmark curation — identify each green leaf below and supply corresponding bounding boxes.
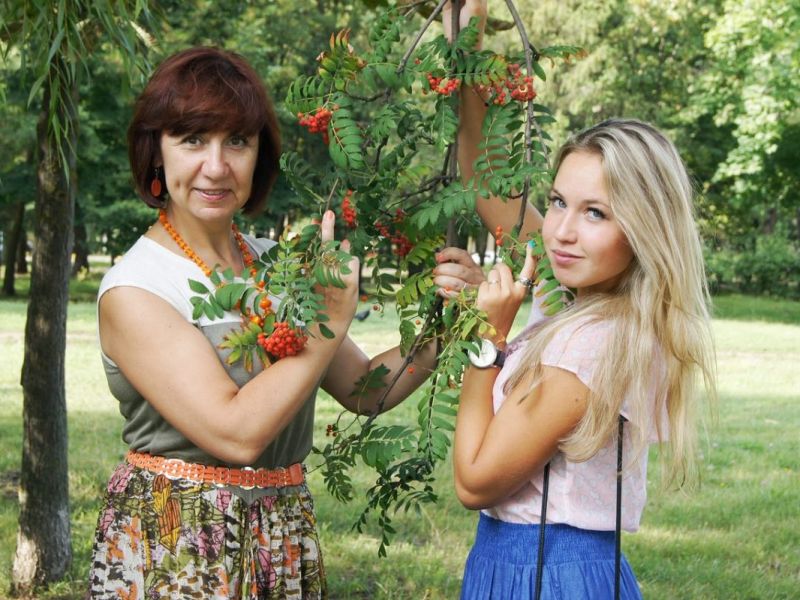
[319,323,336,339]
[215,283,247,311]
[189,279,210,294]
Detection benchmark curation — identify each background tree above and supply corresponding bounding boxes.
[0,0,152,592]
[0,67,36,296]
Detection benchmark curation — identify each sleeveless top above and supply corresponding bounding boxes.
[484,302,667,533]
[97,234,318,470]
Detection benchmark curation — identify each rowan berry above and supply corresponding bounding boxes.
[342,191,357,228]
[426,73,460,96]
[373,304,380,311]
[298,106,334,144]
[258,321,307,359]
[407,366,415,374]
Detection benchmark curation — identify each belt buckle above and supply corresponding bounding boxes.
[161,457,185,481]
[240,466,256,490]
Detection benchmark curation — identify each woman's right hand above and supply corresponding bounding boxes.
[443,0,488,47]
[475,241,536,345]
[317,209,359,334]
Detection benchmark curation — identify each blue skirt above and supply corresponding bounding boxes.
[460,513,642,600]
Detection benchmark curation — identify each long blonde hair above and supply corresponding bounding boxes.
[507,119,716,487]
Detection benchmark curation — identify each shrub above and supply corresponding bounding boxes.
[705,232,800,298]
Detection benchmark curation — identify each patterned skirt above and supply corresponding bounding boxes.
[88,461,326,599]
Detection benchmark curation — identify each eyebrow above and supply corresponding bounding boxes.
[550,187,610,209]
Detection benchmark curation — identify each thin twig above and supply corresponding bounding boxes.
[503,0,550,234]
[362,296,444,428]
[397,0,449,74]
[446,0,462,247]
[324,178,340,213]
[347,91,388,102]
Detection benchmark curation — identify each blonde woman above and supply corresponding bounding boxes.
[444,5,715,599]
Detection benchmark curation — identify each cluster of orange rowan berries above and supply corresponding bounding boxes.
[297,107,333,144]
[325,423,338,437]
[426,73,461,96]
[375,208,413,257]
[258,322,307,359]
[485,64,537,105]
[341,190,357,228]
[495,225,504,247]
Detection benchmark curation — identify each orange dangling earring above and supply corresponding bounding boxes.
[150,166,163,198]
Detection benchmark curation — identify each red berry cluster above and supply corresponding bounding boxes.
[426,73,461,96]
[298,107,333,145]
[325,423,338,437]
[486,64,537,105]
[375,209,413,257]
[258,322,307,359]
[495,225,504,247]
[341,190,357,228]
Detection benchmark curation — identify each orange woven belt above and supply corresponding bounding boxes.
[126,450,305,490]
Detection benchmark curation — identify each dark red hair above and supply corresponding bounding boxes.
[128,47,281,215]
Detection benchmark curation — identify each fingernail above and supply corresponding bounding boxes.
[324,210,334,220]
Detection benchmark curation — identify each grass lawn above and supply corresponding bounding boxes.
[0,291,798,598]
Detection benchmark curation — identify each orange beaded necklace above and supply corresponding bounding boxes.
[158,208,255,278]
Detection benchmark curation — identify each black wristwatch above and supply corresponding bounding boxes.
[468,338,506,369]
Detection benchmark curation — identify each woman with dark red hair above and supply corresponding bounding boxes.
[89,47,481,598]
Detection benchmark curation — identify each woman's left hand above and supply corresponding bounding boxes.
[476,241,536,345]
[433,247,486,298]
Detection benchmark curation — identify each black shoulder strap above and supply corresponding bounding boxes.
[534,415,627,600]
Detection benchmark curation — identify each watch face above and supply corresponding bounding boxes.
[468,338,497,368]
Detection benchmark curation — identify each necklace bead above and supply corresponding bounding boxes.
[158,209,255,278]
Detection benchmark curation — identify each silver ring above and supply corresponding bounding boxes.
[516,276,535,289]
[487,280,499,285]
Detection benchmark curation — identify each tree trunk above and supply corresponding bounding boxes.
[16,226,29,274]
[474,229,488,267]
[2,201,25,296]
[13,75,75,593]
[796,206,800,242]
[71,198,90,276]
[761,206,777,235]
[272,213,288,241]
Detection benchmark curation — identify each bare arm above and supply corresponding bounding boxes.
[458,85,543,239]
[454,364,588,509]
[321,336,437,414]
[99,210,359,465]
[445,0,543,240]
[450,242,588,509]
